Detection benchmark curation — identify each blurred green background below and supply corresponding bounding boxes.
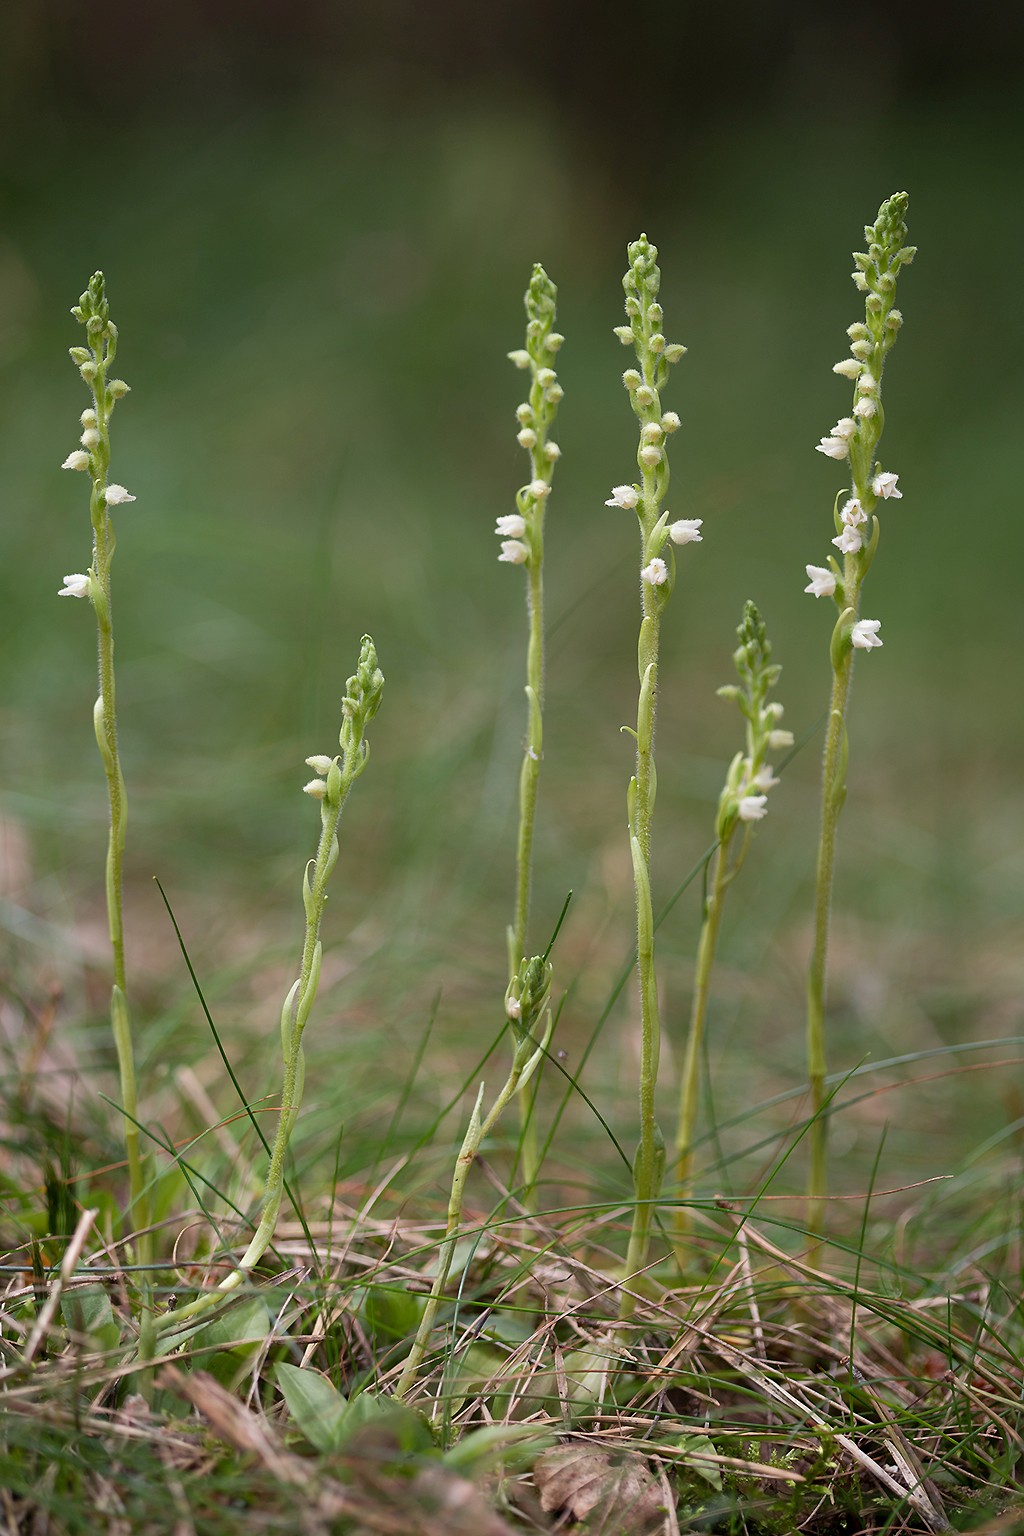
[2,3,1023,1230]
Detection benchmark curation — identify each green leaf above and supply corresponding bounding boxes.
[362,1283,425,1343]
[275,1362,349,1453]
[61,1284,121,1352]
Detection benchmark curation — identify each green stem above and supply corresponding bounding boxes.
[156,753,356,1336]
[620,515,664,1321]
[672,827,745,1261]
[84,328,153,1360]
[512,553,544,1200]
[394,1035,539,1401]
[806,569,861,1238]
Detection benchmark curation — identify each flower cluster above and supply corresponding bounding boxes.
[302,636,385,802]
[498,265,563,566]
[604,238,698,590]
[805,193,915,657]
[58,273,135,601]
[715,602,789,833]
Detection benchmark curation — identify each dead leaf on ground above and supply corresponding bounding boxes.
[535,1441,669,1535]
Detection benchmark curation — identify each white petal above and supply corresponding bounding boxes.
[498,539,529,564]
[668,519,703,545]
[816,436,849,460]
[605,484,639,509]
[804,564,837,598]
[104,484,136,505]
[641,557,668,586]
[851,618,883,650]
[58,573,90,599]
[737,794,768,822]
[494,514,527,537]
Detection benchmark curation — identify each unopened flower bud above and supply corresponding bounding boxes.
[305,755,335,775]
[536,367,557,387]
[767,729,794,749]
[104,483,136,505]
[832,358,862,379]
[528,478,551,500]
[846,322,871,341]
[885,308,903,330]
[545,382,564,403]
[649,333,666,353]
[107,379,130,399]
[622,368,642,390]
[80,408,98,428]
[663,343,687,363]
[543,441,561,460]
[641,422,663,444]
[69,346,91,365]
[516,402,534,425]
[61,450,91,471]
[302,778,328,799]
[507,349,531,369]
[80,428,100,448]
[866,293,884,314]
[850,339,873,361]
[546,332,565,352]
[660,411,681,433]
[639,444,662,468]
[851,271,869,292]
[79,362,98,382]
[517,427,537,449]
[613,325,634,345]
[634,385,656,408]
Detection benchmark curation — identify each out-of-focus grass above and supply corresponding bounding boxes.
[2,91,1022,1215]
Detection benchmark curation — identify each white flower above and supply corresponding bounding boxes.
[613,325,634,346]
[840,496,867,526]
[832,417,858,440]
[543,441,561,460]
[768,729,794,749]
[536,367,557,388]
[816,435,849,460]
[751,765,780,790]
[58,572,90,599]
[641,422,663,444]
[737,794,768,822]
[302,778,328,799]
[832,525,863,554]
[871,471,902,499]
[80,428,100,448]
[851,618,883,650]
[804,564,837,598]
[634,385,656,408]
[305,755,335,775]
[641,557,668,586]
[660,411,681,433]
[765,702,785,721]
[495,514,526,538]
[61,450,91,471]
[498,539,529,564]
[80,408,97,428]
[104,484,136,505]
[857,372,877,395]
[639,444,662,468]
[832,358,863,379]
[507,349,531,369]
[527,478,551,500]
[668,519,703,545]
[605,484,639,509]
[853,397,876,419]
[506,996,522,1021]
[516,427,537,449]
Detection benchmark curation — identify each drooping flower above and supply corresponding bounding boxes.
[641,557,668,586]
[605,484,639,509]
[498,539,529,564]
[668,518,703,545]
[737,794,768,821]
[871,471,902,499]
[804,564,837,598]
[832,525,863,554]
[61,450,91,472]
[494,514,527,538]
[104,484,136,506]
[851,618,883,650]
[58,572,91,599]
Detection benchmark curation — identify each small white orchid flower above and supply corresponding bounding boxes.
[302,779,328,799]
[840,497,867,526]
[737,794,768,822]
[507,349,531,369]
[104,484,136,506]
[853,397,876,419]
[605,484,639,509]
[516,427,537,449]
[851,618,883,649]
[768,729,794,749]
[832,417,858,440]
[668,519,703,545]
[751,765,780,791]
[527,478,551,500]
[816,435,849,460]
[639,444,662,468]
[494,514,526,538]
[506,996,522,1021]
[804,564,837,598]
[871,471,902,499]
[832,358,863,379]
[58,572,91,599]
[80,428,100,448]
[305,755,335,775]
[641,557,668,586]
[61,450,91,471]
[832,525,863,554]
[498,539,529,564]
